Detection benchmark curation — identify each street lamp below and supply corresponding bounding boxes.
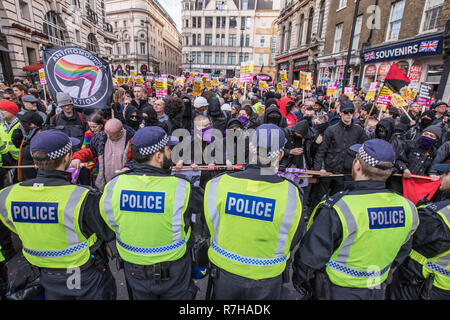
[145,20,150,73]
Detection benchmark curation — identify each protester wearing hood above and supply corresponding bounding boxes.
[224,117,249,167]
[405,109,436,141]
[279,97,299,127]
[19,95,47,123]
[124,105,141,131]
[141,106,169,133]
[206,97,228,134]
[237,102,258,130]
[403,125,441,177]
[164,97,185,135]
[257,104,288,128]
[181,94,194,132]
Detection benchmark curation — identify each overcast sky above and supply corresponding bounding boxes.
[159,0,182,32]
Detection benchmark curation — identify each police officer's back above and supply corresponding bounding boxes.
[388,162,450,300]
[203,124,304,300]
[99,126,199,300]
[0,130,116,300]
[293,139,419,300]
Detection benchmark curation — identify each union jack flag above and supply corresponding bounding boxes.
[419,40,439,52]
[364,51,375,61]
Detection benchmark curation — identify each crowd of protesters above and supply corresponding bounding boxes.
[0,78,449,212]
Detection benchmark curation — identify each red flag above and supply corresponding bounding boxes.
[402,176,441,205]
[385,62,410,93]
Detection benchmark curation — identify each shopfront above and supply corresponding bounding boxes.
[362,33,444,94]
[292,56,309,81]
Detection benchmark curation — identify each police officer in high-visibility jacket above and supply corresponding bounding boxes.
[204,123,304,300]
[388,162,450,300]
[292,139,419,300]
[0,130,116,300]
[100,126,200,300]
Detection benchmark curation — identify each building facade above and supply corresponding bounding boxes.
[181,0,281,80]
[275,0,329,84]
[106,0,182,76]
[0,0,116,84]
[319,0,449,98]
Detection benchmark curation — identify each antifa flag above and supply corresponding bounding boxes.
[43,46,113,109]
[384,62,410,93]
[402,176,441,205]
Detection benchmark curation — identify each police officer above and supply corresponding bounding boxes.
[203,123,303,300]
[388,162,450,300]
[99,126,200,300]
[292,139,419,300]
[0,130,116,300]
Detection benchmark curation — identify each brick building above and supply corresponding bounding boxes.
[318,0,449,98]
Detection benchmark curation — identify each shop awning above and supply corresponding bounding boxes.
[22,61,43,73]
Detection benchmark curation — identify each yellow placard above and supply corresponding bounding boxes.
[193,80,203,97]
[135,76,144,84]
[202,77,208,85]
[155,80,168,90]
[212,77,220,87]
[232,77,238,84]
[39,69,46,81]
[280,72,287,82]
[130,71,137,76]
[277,83,283,93]
[237,82,244,89]
[240,63,254,75]
[205,80,213,90]
[259,81,268,90]
[391,93,408,108]
[293,80,300,89]
[227,80,232,87]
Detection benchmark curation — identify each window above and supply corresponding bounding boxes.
[195,0,203,10]
[259,54,264,66]
[298,14,304,47]
[421,0,443,32]
[123,20,127,27]
[140,20,145,26]
[240,33,244,47]
[246,18,251,29]
[306,7,314,44]
[19,0,31,20]
[338,0,347,10]
[387,1,405,41]
[215,52,225,64]
[125,43,130,55]
[333,23,343,53]
[75,30,81,43]
[185,19,189,28]
[222,17,226,28]
[239,53,244,64]
[216,34,225,46]
[198,17,202,28]
[281,26,286,52]
[229,34,236,46]
[205,34,212,46]
[216,1,227,10]
[193,34,197,45]
[228,52,236,65]
[204,52,212,64]
[205,17,213,28]
[43,11,66,46]
[193,17,197,28]
[241,17,246,29]
[318,0,325,38]
[221,34,225,46]
[86,33,98,53]
[198,33,202,45]
[230,17,237,29]
[245,34,250,47]
[245,53,249,62]
[217,16,221,28]
[286,23,292,52]
[215,52,221,64]
[242,0,248,10]
[194,52,202,64]
[352,16,363,50]
[140,42,146,55]
[260,36,265,48]
[116,43,121,55]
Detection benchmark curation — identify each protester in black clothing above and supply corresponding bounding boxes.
[400,102,421,129]
[237,104,258,130]
[141,106,169,133]
[124,105,141,131]
[405,109,435,141]
[131,86,151,111]
[181,94,194,132]
[312,101,368,208]
[256,104,288,128]
[164,97,185,135]
[403,125,441,178]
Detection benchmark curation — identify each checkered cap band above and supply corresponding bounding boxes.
[358,145,379,168]
[47,141,72,160]
[138,134,169,156]
[250,145,285,159]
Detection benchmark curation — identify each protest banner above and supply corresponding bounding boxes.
[292,80,300,89]
[277,83,283,93]
[259,81,268,90]
[135,76,145,84]
[299,72,311,91]
[205,80,213,90]
[239,61,254,84]
[193,80,203,97]
[155,79,168,98]
[365,81,379,101]
[417,83,433,108]
[212,77,220,87]
[280,71,288,88]
[42,46,113,109]
[376,86,394,109]
[344,86,355,100]
[391,93,408,109]
[326,81,338,97]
